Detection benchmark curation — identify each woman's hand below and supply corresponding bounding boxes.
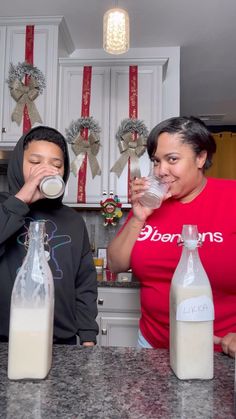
[214,333,236,358]
[131,177,153,222]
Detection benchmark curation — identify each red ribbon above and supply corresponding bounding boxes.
[77,66,92,203]
[23,25,34,134]
[128,65,138,202]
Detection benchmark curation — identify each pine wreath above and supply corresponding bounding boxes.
[66,116,101,143]
[66,116,101,178]
[7,61,46,126]
[7,61,46,93]
[116,118,149,142]
[110,118,148,178]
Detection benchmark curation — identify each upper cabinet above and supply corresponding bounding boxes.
[0,16,74,146]
[58,64,111,204]
[58,49,180,205]
[0,15,179,207]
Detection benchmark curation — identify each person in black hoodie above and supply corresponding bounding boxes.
[0,125,98,346]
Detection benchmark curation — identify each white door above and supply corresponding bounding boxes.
[109,65,163,203]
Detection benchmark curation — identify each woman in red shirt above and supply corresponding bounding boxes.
[108,116,236,358]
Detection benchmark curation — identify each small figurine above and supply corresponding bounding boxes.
[100,194,123,226]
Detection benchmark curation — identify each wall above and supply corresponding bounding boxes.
[77,209,129,256]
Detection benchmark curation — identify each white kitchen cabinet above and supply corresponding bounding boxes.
[58,65,111,204]
[96,287,140,347]
[0,16,74,146]
[58,58,168,205]
[0,26,6,143]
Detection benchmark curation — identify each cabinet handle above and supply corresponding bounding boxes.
[2,127,6,133]
[101,328,107,335]
[98,298,104,305]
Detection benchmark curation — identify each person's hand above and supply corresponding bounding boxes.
[214,333,236,358]
[82,342,95,347]
[130,176,172,223]
[15,164,61,205]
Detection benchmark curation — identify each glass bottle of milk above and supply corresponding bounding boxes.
[8,221,54,380]
[169,224,214,380]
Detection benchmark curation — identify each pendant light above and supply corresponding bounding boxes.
[103,6,130,55]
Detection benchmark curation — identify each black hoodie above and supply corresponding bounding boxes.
[0,126,98,344]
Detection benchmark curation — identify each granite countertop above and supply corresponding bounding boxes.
[97,272,140,288]
[0,344,235,419]
[97,278,140,288]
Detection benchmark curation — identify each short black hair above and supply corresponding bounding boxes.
[147,116,216,170]
[23,126,67,157]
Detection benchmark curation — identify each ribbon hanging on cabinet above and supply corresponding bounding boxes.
[23,25,34,134]
[77,66,92,203]
[128,65,138,202]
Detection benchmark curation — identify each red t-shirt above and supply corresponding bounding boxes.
[127,178,236,348]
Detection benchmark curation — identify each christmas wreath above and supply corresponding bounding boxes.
[7,61,46,126]
[110,118,148,179]
[66,116,101,178]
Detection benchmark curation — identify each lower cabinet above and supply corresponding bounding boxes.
[97,287,140,347]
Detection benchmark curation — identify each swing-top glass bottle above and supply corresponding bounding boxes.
[8,221,54,380]
[169,224,214,380]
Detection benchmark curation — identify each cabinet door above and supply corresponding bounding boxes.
[97,287,140,347]
[97,287,140,312]
[109,65,163,203]
[1,25,58,143]
[58,65,110,204]
[0,26,6,139]
[98,315,139,347]
[59,62,164,204]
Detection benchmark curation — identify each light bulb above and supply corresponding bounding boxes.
[103,8,130,55]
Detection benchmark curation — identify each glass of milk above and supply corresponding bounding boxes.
[139,174,168,209]
[40,175,65,199]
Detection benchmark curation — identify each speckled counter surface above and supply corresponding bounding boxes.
[97,279,140,288]
[0,344,235,419]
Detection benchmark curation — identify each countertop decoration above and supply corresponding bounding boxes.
[100,193,123,226]
[0,344,235,418]
[66,116,101,178]
[7,61,46,126]
[110,118,148,179]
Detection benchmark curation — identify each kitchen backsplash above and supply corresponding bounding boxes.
[78,209,129,255]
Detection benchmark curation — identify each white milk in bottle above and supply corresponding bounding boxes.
[169,224,214,380]
[8,221,54,380]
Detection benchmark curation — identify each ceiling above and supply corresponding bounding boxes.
[1,0,236,125]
